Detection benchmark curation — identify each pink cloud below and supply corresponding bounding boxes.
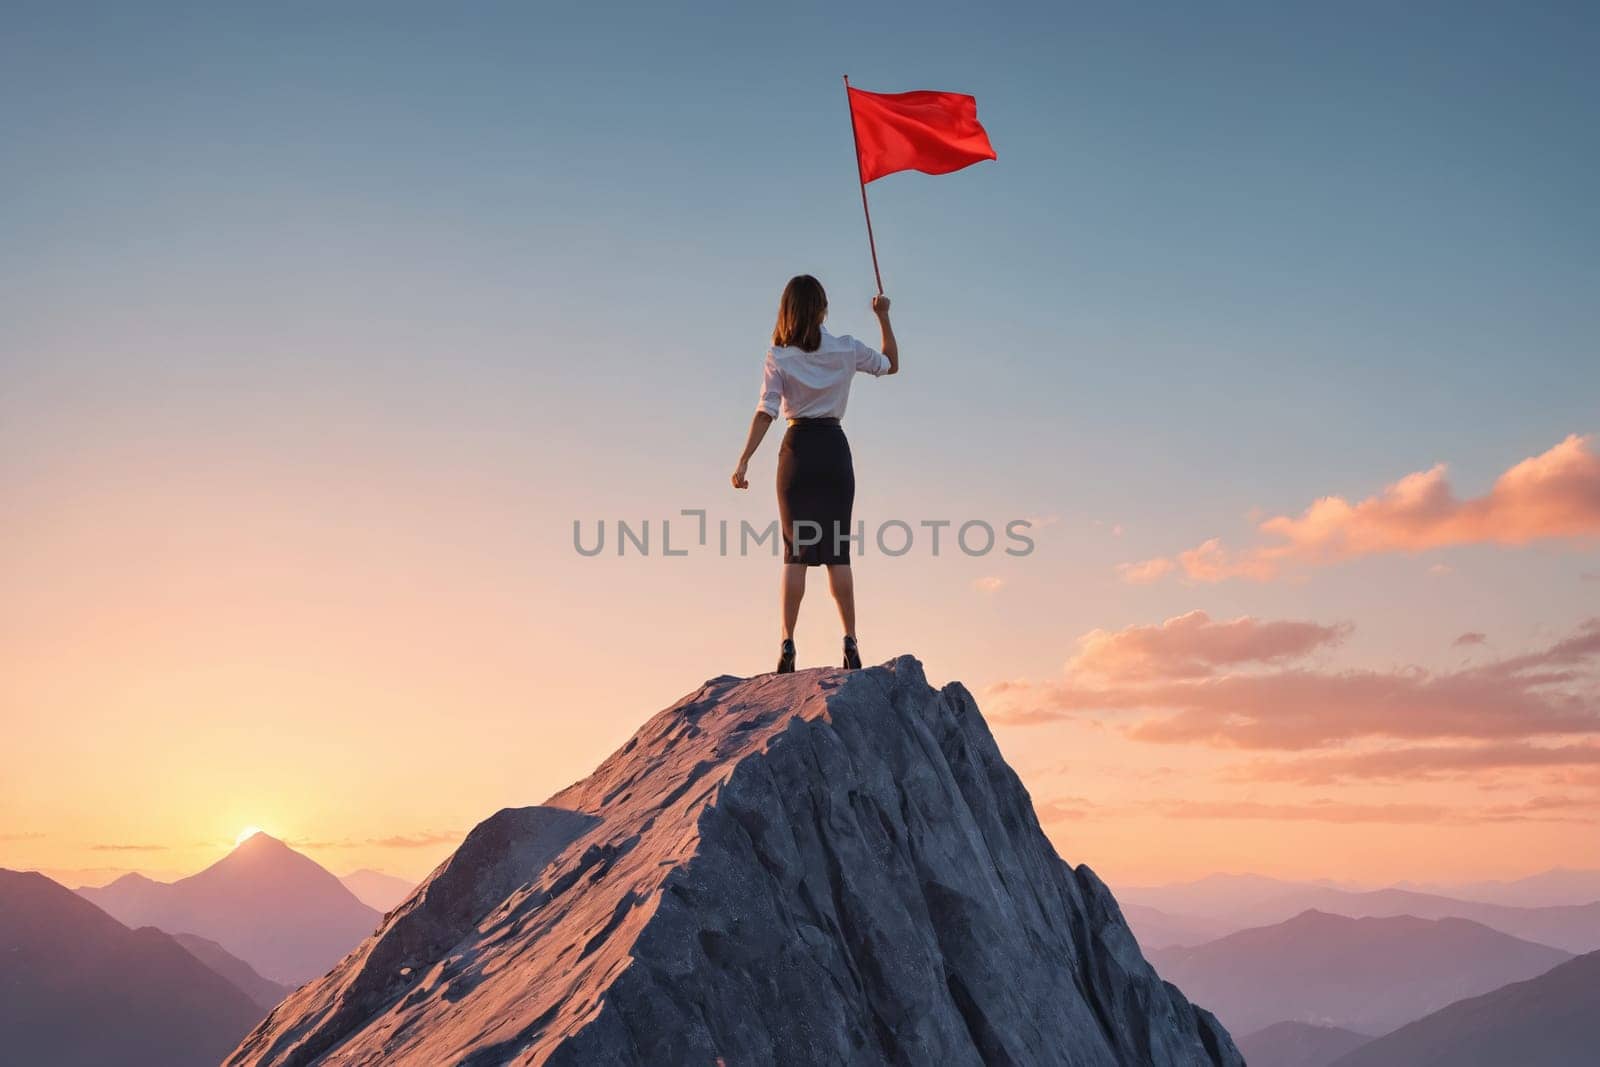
[1231,741,1600,784]
[287,830,462,850]
[1115,557,1175,584]
[1147,795,1598,825]
[1070,610,1348,681]
[991,617,1600,750]
[1034,796,1098,824]
[1174,538,1278,582]
[90,843,169,852]
[368,831,460,849]
[1155,799,1448,824]
[1120,434,1600,583]
[1476,794,1600,823]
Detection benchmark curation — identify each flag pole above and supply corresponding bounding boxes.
[842,75,884,295]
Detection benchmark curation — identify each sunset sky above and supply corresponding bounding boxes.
[4,3,1597,888]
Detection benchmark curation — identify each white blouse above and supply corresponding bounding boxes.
[756,327,890,420]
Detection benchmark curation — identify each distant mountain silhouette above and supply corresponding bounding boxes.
[79,832,380,983]
[175,932,292,1010]
[1246,886,1600,953]
[1238,1021,1371,1067]
[1406,868,1600,909]
[1119,873,1334,919]
[339,868,416,913]
[1149,909,1571,1036]
[1330,950,1600,1067]
[1120,874,1600,953]
[38,864,187,888]
[0,869,263,1067]
[1120,901,1236,950]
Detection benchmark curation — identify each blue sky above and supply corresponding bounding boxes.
[7,2,1593,493]
[9,1,1595,641]
[3,2,1598,882]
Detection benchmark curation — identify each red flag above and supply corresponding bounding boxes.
[846,86,996,184]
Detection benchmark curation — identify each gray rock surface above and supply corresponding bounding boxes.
[228,656,1242,1066]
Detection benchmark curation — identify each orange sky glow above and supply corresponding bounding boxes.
[5,426,1597,888]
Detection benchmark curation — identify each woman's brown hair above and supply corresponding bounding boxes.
[771,274,827,352]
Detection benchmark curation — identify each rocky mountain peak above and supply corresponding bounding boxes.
[229,656,1241,1066]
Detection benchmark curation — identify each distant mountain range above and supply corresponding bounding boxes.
[1121,873,1363,918]
[339,868,416,913]
[1117,871,1600,954]
[1330,950,1600,1067]
[0,869,264,1066]
[1398,868,1600,909]
[1245,886,1600,954]
[1237,1021,1371,1067]
[1149,909,1571,1036]
[172,932,291,1010]
[78,831,381,983]
[1119,901,1236,950]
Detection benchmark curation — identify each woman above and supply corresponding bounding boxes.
[731,274,899,674]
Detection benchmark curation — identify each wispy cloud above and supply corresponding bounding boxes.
[991,617,1600,750]
[1115,557,1175,584]
[286,830,462,851]
[1454,631,1488,647]
[1146,795,1598,825]
[1155,798,1449,823]
[973,576,1006,593]
[1119,434,1600,583]
[1034,796,1097,824]
[90,843,168,852]
[1230,740,1600,785]
[368,832,460,849]
[1476,793,1600,823]
[1026,791,1600,827]
[1068,610,1348,681]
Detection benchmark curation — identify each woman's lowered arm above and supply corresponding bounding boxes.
[872,294,898,374]
[731,411,773,489]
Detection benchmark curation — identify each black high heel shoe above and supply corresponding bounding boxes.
[777,639,796,674]
[843,635,862,670]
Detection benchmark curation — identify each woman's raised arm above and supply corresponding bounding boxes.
[872,294,898,374]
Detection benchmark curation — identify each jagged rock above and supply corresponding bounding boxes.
[228,657,1242,1066]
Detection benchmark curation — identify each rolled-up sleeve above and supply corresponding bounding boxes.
[847,335,891,377]
[757,351,782,417]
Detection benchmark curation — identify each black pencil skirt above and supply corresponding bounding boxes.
[777,418,855,566]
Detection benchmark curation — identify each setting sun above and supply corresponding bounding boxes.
[235,826,264,847]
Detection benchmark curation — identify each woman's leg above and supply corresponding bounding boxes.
[782,563,807,639]
[826,564,856,637]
